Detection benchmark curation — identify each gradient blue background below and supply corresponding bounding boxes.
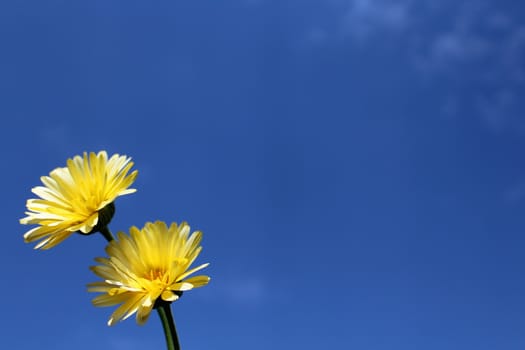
[2,1,525,349]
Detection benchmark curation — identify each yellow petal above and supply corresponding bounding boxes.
[87,220,210,326]
[136,296,155,325]
[21,151,137,249]
[161,290,179,301]
[176,263,210,282]
[183,275,211,288]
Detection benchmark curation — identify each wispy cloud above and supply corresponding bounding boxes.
[223,277,265,303]
[414,3,520,74]
[106,335,155,350]
[341,0,412,41]
[477,89,524,133]
[306,0,525,133]
[503,181,525,204]
[207,276,266,306]
[412,3,525,132]
[40,123,73,153]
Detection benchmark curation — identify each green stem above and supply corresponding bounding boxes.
[99,226,115,242]
[157,302,180,350]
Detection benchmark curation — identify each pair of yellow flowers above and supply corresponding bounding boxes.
[20,151,210,326]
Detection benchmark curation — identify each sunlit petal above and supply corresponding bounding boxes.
[20,151,137,249]
[88,221,210,326]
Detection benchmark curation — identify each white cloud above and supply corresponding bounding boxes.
[501,26,525,83]
[477,89,524,132]
[415,4,512,72]
[503,180,525,204]
[225,277,265,303]
[429,31,491,64]
[106,335,154,350]
[341,0,411,41]
[40,123,72,150]
[309,0,525,133]
[208,276,267,306]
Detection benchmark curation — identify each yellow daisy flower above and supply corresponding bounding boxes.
[20,151,138,250]
[88,221,210,326]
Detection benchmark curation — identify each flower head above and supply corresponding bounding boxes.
[20,151,138,249]
[88,221,210,326]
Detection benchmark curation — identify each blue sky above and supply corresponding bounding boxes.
[2,0,525,349]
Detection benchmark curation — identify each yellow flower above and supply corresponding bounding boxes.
[88,221,210,326]
[20,151,138,250]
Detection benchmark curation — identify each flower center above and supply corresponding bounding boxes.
[148,268,167,282]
